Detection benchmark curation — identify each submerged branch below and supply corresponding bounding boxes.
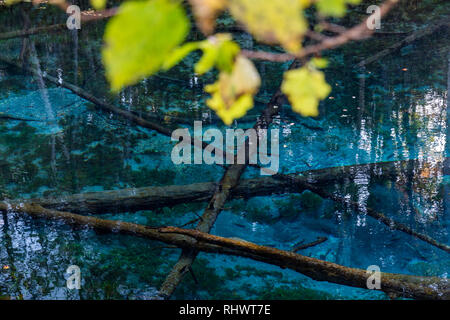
[14,157,448,254]
[0,113,44,122]
[0,24,67,41]
[26,157,447,214]
[0,202,448,300]
[356,18,450,67]
[292,237,328,252]
[0,8,118,41]
[0,54,240,168]
[302,183,450,254]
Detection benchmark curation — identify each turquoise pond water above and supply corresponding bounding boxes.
[0,2,449,299]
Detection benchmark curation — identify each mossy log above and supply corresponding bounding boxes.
[29,157,448,215]
[0,202,448,300]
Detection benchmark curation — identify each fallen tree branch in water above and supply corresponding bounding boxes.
[16,157,448,254]
[26,157,447,214]
[0,54,239,168]
[0,54,177,135]
[0,24,67,41]
[356,18,450,67]
[292,237,328,252]
[0,113,44,122]
[300,182,450,254]
[157,163,247,299]
[160,226,450,299]
[0,202,448,300]
[0,8,118,41]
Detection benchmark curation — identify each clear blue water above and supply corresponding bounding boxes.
[0,2,449,299]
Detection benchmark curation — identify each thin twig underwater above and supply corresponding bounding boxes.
[0,111,44,122]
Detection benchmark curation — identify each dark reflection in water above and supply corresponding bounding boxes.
[0,1,449,299]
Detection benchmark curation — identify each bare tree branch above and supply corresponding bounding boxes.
[1,202,448,300]
[0,7,117,41]
[357,18,450,67]
[242,0,400,62]
[292,237,328,252]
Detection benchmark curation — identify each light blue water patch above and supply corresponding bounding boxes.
[0,87,86,134]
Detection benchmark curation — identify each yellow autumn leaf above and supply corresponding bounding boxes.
[4,0,22,4]
[194,34,240,74]
[189,0,227,35]
[228,0,307,53]
[310,57,329,69]
[90,0,106,10]
[221,54,260,101]
[205,55,261,125]
[299,0,312,8]
[206,89,254,125]
[281,67,331,117]
[316,0,361,17]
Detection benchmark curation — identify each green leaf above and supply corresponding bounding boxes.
[195,44,220,75]
[162,42,200,70]
[310,57,329,69]
[102,0,189,91]
[281,67,331,117]
[91,0,107,10]
[316,0,361,17]
[216,39,240,73]
[194,34,240,75]
[4,0,22,5]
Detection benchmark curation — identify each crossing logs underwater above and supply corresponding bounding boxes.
[0,202,448,300]
[27,157,448,214]
[18,157,450,254]
[156,59,301,300]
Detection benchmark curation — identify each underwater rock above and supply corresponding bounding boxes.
[406,259,450,277]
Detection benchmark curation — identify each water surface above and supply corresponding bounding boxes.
[0,1,449,299]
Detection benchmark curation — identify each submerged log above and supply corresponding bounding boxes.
[161,227,450,300]
[0,24,67,41]
[20,156,448,253]
[292,237,328,252]
[1,202,448,300]
[28,157,448,215]
[157,164,247,299]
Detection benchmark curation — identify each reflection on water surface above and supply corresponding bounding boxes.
[0,0,449,300]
